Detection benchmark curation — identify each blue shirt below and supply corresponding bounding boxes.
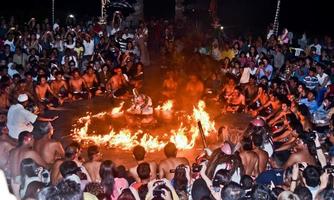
[259,64,273,80]
[299,98,318,114]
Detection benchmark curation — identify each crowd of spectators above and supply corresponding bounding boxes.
[0,11,334,200]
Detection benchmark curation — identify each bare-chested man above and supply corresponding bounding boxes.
[159,142,189,180]
[268,100,291,126]
[239,138,259,177]
[224,87,246,113]
[106,67,129,98]
[252,134,269,173]
[51,143,91,185]
[69,69,89,100]
[83,145,102,182]
[35,75,62,108]
[82,66,101,96]
[247,84,269,112]
[0,126,16,170]
[7,131,47,197]
[282,135,317,169]
[129,145,157,182]
[34,122,64,166]
[51,71,71,102]
[185,74,204,106]
[162,71,178,99]
[254,93,281,119]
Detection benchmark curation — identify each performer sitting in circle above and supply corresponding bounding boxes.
[50,71,72,102]
[82,66,102,97]
[69,69,90,100]
[106,67,129,99]
[223,86,245,114]
[35,75,63,109]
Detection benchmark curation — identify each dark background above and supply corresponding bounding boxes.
[0,0,332,36]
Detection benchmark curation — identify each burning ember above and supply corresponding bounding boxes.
[71,100,216,152]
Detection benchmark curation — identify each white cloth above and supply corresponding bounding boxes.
[240,67,251,84]
[83,40,94,56]
[317,73,330,87]
[7,104,37,139]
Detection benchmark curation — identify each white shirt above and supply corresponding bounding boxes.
[317,73,330,87]
[240,67,251,84]
[83,40,94,56]
[4,39,15,52]
[7,104,37,139]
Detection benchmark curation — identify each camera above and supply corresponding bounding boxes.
[309,131,316,140]
[192,163,202,173]
[326,166,334,174]
[153,189,165,197]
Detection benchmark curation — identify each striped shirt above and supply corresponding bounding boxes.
[303,75,319,90]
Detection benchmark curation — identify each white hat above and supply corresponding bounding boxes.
[18,94,28,102]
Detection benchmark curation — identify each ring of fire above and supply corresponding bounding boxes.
[71,100,216,152]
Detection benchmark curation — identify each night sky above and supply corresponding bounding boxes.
[0,0,332,35]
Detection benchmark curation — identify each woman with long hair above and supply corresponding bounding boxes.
[99,160,128,200]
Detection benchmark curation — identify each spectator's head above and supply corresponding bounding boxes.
[55,179,82,200]
[252,133,263,148]
[240,175,254,191]
[84,182,104,200]
[65,143,80,160]
[277,191,300,200]
[18,131,34,147]
[242,137,253,151]
[23,181,46,200]
[118,188,136,200]
[17,93,29,106]
[20,158,39,179]
[173,164,188,192]
[307,90,316,101]
[302,165,320,187]
[315,188,334,200]
[59,160,80,179]
[33,122,54,140]
[133,145,146,161]
[87,145,101,161]
[294,186,312,200]
[37,186,59,200]
[251,184,274,200]
[99,160,115,198]
[137,162,150,181]
[309,67,316,76]
[221,182,245,200]
[164,142,177,158]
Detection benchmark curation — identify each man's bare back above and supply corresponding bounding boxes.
[129,161,157,182]
[159,157,189,180]
[8,147,46,178]
[83,161,102,182]
[253,148,269,173]
[34,139,64,165]
[239,151,259,177]
[0,140,15,169]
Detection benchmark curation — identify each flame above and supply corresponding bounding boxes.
[111,102,124,117]
[72,101,215,151]
[155,100,174,112]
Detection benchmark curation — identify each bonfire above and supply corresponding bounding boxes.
[71,100,216,152]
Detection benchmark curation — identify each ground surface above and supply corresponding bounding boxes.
[46,60,252,169]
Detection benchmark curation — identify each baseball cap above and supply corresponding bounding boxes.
[17,94,28,102]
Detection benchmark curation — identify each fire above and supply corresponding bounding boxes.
[72,101,215,151]
[111,102,124,117]
[155,100,174,112]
